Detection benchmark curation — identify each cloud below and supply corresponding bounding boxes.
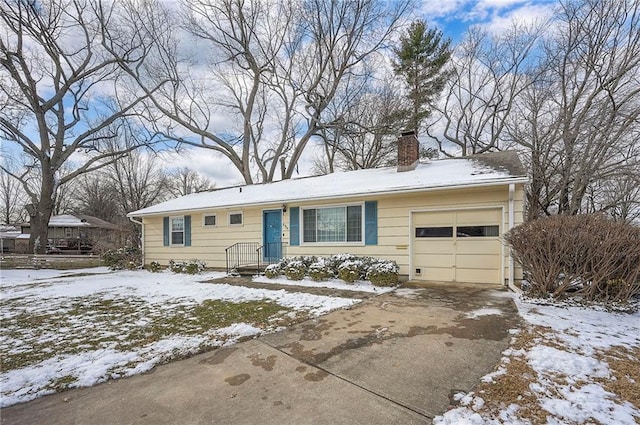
[482,3,554,34]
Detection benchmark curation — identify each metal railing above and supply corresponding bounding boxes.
[257,242,288,270]
[225,241,287,274]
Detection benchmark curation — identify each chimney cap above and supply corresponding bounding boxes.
[400,130,416,137]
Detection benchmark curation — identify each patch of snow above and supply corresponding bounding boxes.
[252,275,395,294]
[465,308,503,318]
[393,288,422,299]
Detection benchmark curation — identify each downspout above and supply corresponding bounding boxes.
[129,217,144,266]
[507,184,519,293]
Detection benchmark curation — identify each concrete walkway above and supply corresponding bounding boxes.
[1,282,520,425]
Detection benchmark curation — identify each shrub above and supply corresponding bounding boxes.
[148,261,162,273]
[505,214,640,303]
[337,260,363,283]
[283,260,306,280]
[169,259,206,274]
[308,260,332,281]
[366,261,400,287]
[102,247,142,271]
[264,264,281,279]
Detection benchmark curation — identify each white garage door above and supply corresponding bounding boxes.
[412,209,502,284]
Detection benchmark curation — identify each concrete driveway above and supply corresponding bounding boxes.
[1,282,519,425]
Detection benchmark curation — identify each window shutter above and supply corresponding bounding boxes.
[163,217,169,246]
[289,207,299,246]
[364,201,377,245]
[184,215,191,247]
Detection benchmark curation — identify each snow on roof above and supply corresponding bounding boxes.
[129,151,528,217]
[21,214,119,229]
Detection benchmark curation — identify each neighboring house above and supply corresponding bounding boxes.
[0,225,21,253]
[128,132,528,286]
[17,214,122,254]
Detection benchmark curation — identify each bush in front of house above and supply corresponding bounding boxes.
[264,264,281,279]
[505,214,640,303]
[102,247,142,270]
[337,260,364,283]
[308,259,332,281]
[263,254,400,287]
[283,260,307,280]
[148,261,162,273]
[366,261,400,286]
[169,259,206,274]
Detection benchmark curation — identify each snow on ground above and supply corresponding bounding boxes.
[435,295,640,424]
[0,268,360,407]
[252,275,396,294]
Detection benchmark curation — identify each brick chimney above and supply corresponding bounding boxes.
[397,130,420,172]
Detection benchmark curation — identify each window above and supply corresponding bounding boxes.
[457,225,499,237]
[302,205,362,243]
[171,216,184,245]
[229,212,243,225]
[203,214,216,227]
[64,227,72,238]
[415,227,453,238]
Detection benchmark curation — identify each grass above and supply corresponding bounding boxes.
[0,295,297,373]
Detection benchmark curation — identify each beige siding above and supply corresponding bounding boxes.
[141,183,526,283]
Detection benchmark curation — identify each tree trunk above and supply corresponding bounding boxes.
[29,171,56,254]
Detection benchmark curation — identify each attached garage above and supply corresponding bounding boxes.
[411,208,503,284]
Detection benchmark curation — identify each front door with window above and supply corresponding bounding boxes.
[263,210,282,262]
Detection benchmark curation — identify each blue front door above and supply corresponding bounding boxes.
[263,210,282,262]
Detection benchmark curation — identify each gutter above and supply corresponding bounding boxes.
[129,217,144,266]
[128,177,530,218]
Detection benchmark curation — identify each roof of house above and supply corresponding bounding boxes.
[21,214,119,230]
[129,151,528,217]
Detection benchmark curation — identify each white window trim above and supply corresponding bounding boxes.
[170,215,185,246]
[228,211,244,226]
[300,202,365,246]
[203,214,217,227]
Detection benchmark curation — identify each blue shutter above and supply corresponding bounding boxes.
[184,215,191,246]
[364,201,377,245]
[289,207,299,246]
[163,217,169,246]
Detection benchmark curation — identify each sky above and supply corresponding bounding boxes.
[0,0,558,190]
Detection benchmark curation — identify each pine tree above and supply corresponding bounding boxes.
[393,20,452,133]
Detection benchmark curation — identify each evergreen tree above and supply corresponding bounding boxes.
[393,20,452,133]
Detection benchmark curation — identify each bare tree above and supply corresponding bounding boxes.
[314,79,407,172]
[539,0,640,216]
[167,167,215,197]
[72,172,121,222]
[0,0,173,252]
[427,23,542,156]
[0,167,26,224]
[110,149,169,247]
[143,0,410,184]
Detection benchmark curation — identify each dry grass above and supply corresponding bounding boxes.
[596,346,640,409]
[465,325,639,424]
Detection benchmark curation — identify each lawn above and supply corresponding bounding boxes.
[435,296,640,424]
[0,268,359,407]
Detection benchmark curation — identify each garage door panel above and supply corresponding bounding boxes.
[455,240,501,255]
[456,254,502,269]
[413,253,455,268]
[423,268,455,282]
[413,212,453,226]
[456,209,501,225]
[455,268,500,284]
[413,240,455,255]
